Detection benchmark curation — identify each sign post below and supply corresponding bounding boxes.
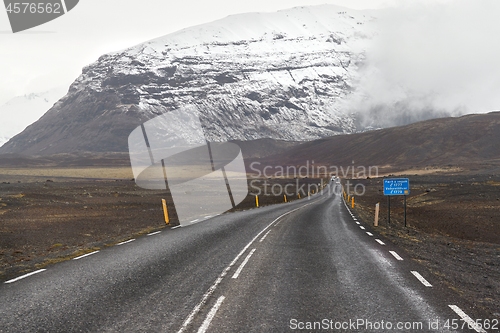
[383,178,410,227]
[387,196,391,224]
[404,195,407,227]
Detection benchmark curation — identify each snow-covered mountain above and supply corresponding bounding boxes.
[0,5,376,155]
[0,86,68,147]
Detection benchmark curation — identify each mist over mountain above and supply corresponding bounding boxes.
[345,0,500,128]
[0,86,67,147]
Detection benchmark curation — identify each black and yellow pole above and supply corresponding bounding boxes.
[161,199,170,225]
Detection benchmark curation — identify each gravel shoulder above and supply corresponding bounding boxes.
[346,173,500,318]
[0,169,322,282]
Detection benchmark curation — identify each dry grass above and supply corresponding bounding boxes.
[6,193,25,198]
[35,247,101,269]
[407,193,445,207]
[0,167,133,179]
[377,166,463,178]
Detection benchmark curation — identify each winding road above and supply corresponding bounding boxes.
[0,181,490,332]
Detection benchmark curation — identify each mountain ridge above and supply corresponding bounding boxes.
[1,113,499,174]
[259,111,500,171]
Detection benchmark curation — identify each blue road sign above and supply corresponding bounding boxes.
[384,178,410,196]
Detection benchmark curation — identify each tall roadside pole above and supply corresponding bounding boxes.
[383,178,410,227]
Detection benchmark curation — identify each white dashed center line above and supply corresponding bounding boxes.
[232,249,256,279]
[259,230,272,242]
[177,201,317,333]
[72,250,99,260]
[448,305,487,333]
[375,239,385,245]
[4,269,47,284]
[411,271,432,287]
[359,226,365,230]
[197,296,226,333]
[366,232,373,236]
[389,251,403,260]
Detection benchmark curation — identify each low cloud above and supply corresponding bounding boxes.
[348,0,500,128]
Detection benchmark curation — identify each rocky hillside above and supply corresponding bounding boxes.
[260,112,500,170]
[0,5,375,155]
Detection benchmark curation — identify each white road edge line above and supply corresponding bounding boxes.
[366,232,373,236]
[411,271,432,287]
[176,200,317,333]
[389,251,403,261]
[197,296,226,333]
[147,231,161,236]
[375,239,385,245]
[172,225,182,230]
[117,239,135,246]
[72,250,99,260]
[259,230,272,242]
[5,269,47,284]
[190,219,199,224]
[448,305,487,333]
[232,249,256,279]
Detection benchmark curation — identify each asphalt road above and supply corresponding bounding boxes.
[0,181,492,332]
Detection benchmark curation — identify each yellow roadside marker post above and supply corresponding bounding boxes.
[284,195,288,203]
[351,196,355,208]
[255,195,259,208]
[161,199,170,225]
